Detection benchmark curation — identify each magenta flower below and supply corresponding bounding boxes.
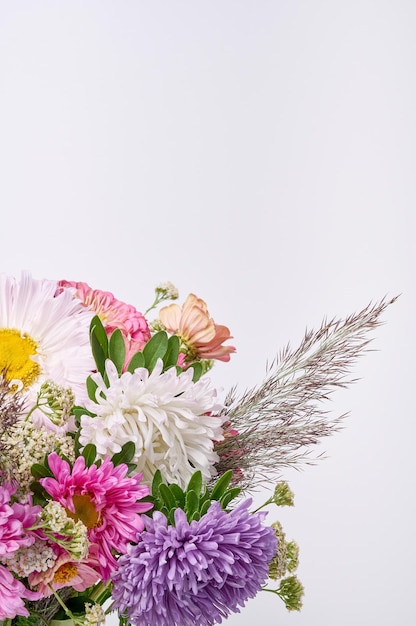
[59,280,151,367]
[0,564,41,619]
[111,499,277,626]
[0,481,40,557]
[40,453,152,580]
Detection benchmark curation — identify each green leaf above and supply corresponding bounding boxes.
[82,443,97,467]
[163,334,180,369]
[127,351,145,373]
[126,462,137,475]
[199,487,211,507]
[169,483,186,509]
[111,441,136,467]
[210,470,233,501]
[90,316,108,375]
[186,470,203,497]
[31,463,54,480]
[109,328,126,375]
[30,481,49,506]
[220,487,241,509]
[90,315,108,353]
[143,331,168,372]
[158,483,177,511]
[185,489,199,519]
[184,361,203,382]
[199,499,212,517]
[86,375,99,402]
[151,470,164,497]
[71,405,96,419]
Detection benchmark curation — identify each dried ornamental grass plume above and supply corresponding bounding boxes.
[0,272,94,408]
[59,280,151,366]
[39,453,152,580]
[111,499,277,626]
[215,296,398,489]
[80,359,224,488]
[159,293,236,363]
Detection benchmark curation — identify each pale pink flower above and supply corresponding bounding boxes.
[40,453,152,580]
[0,564,41,619]
[29,544,100,596]
[159,293,236,363]
[59,280,151,367]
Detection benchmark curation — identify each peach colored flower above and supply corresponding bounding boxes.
[28,545,100,596]
[159,294,236,363]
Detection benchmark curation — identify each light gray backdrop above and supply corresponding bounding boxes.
[0,2,414,625]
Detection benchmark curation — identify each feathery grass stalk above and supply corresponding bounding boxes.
[215,296,398,490]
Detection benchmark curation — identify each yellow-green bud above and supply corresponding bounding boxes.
[271,482,295,507]
[277,575,304,611]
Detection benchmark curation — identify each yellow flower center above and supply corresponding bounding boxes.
[67,494,100,529]
[53,562,78,584]
[0,328,40,387]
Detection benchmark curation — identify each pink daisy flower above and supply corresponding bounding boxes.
[59,280,151,367]
[40,453,152,580]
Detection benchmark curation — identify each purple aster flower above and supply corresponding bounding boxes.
[111,499,277,626]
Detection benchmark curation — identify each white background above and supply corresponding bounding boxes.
[0,2,415,625]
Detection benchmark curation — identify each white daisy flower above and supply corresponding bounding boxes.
[0,272,94,413]
[80,359,224,487]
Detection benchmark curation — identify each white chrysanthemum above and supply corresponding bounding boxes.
[0,272,94,408]
[80,359,224,487]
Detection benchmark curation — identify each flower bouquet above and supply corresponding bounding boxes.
[0,272,395,625]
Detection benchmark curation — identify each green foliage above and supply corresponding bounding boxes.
[90,315,108,377]
[111,441,136,467]
[143,331,169,372]
[127,351,145,372]
[109,328,126,375]
[184,361,203,382]
[86,374,99,402]
[147,469,241,525]
[81,443,99,467]
[89,315,206,397]
[128,330,182,375]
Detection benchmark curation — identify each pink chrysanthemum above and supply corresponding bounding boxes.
[40,453,152,580]
[0,481,40,557]
[59,280,151,367]
[29,544,101,597]
[0,564,41,619]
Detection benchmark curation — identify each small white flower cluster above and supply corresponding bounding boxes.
[42,501,89,560]
[155,281,179,300]
[83,603,106,626]
[1,538,56,577]
[0,419,75,494]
